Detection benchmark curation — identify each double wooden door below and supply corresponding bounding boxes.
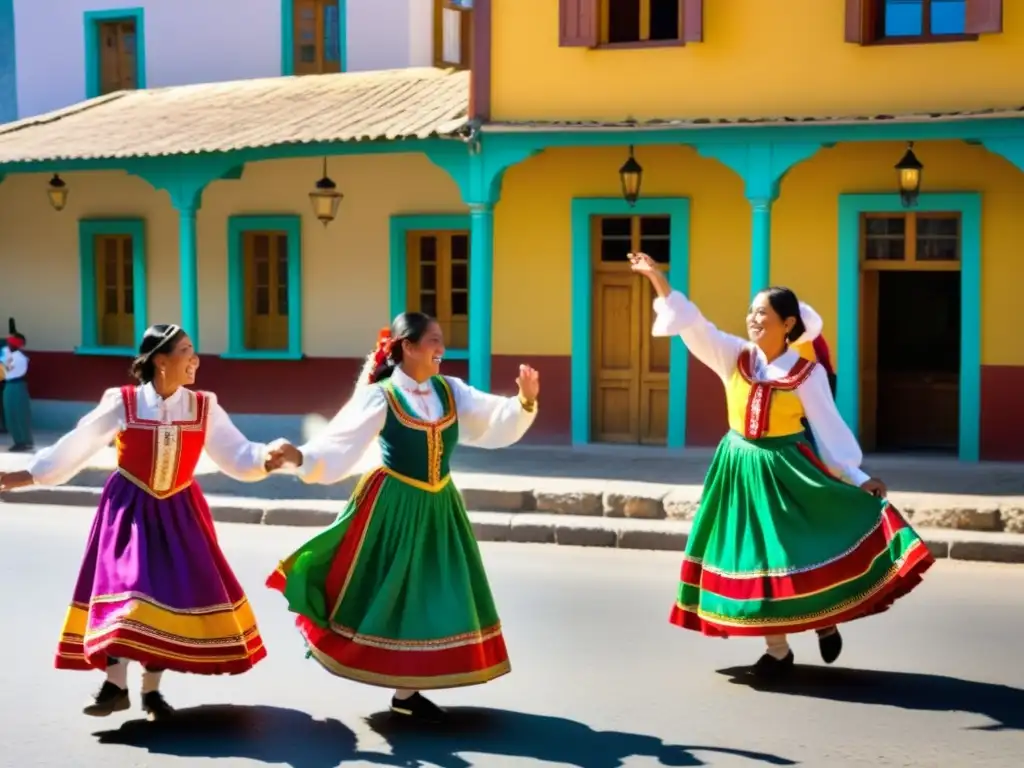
[590,215,672,444]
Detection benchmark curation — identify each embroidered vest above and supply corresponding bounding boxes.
[725,348,816,440]
[115,385,210,499]
[378,376,459,492]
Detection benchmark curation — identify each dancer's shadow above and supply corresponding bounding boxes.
[92,704,403,768]
[365,707,797,768]
[718,665,1024,732]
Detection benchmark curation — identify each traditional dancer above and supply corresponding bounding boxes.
[265,311,538,722]
[628,252,933,679]
[2,318,33,451]
[0,324,271,719]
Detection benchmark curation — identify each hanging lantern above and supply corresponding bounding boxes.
[895,142,923,209]
[309,157,343,226]
[619,145,643,207]
[47,174,69,212]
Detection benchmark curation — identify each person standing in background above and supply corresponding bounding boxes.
[2,318,32,451]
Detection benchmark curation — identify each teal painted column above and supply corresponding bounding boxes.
[697,142,823,297]
[750,198,772,295]
[177,204,200,347]
[468,203,494,390]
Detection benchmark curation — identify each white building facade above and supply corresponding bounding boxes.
[4,0,472,119]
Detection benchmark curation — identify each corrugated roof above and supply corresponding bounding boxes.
[481,105,1024,132]
[0,67,470,163]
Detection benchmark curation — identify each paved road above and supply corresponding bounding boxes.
[2,503,1023,767]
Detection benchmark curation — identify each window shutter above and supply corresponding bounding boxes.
[844,0,869,44]
[682,0,703,43]
[965,0,1002,34]
[559,0,599,47]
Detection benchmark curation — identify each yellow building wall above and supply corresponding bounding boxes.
[492,141,1024,366]
[491,0,1024,122]
[773,140,1024,367]
[0,154,466,357]
[492,145,750,356]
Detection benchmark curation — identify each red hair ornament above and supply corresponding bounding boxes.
[368,328,394,382]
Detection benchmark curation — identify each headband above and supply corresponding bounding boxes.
[139,324,181,363]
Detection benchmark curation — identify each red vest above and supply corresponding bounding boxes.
[115,385,210,499]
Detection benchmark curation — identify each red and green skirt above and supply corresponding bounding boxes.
[671,431,934,637]
[267,467,509,689]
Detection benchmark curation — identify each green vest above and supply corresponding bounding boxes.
[378,375,460,490]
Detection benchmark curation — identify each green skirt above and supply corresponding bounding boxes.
[267,467,509,689]
[670,431,934,637]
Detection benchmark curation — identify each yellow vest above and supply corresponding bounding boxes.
[725,347,817,439]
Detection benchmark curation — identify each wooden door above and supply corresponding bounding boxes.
[98,21,137,94]
[294,0,342,75]
[591,215,671,444]
[95,234,134,348]
[406,231,470,350]
[859,212,961,452]
[243,231,290,351]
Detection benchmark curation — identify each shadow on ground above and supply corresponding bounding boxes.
[91,703,798,767]
[717,665,1024,732]
[363,706,798,768]
[91,704,395,768]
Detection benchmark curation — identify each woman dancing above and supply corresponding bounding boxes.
[265,312,539,722]
[0,324,272,719]
[628,252,933,679]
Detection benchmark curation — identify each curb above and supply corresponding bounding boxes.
[5,486,1024,565]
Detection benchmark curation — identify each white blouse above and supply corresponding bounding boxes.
[27,383,271,487]
[2,349,28,380]
[291,367,537,485]
[652,290,870,487]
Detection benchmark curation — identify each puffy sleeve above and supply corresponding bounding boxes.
[798,366,871,487]
[651,290,747,382]
[292,385,388,485]
[446,376,536,449]
[202,393,272,482]
[27,387,123,487]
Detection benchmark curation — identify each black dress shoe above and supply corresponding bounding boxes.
[83,681,130,716]
[141,691,175,722]
[818,629,843,664]
[750,650,795,680]
[390,692,446,723]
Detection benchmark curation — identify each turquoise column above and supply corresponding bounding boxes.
[750,198,772,295]
[697,142,823,298]
[177,204,200,347]
[468,202,494,390]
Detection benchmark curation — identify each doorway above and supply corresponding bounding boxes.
[859,212,961,453]
[590,215,671,444]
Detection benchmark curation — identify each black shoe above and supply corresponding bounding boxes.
[83,681,130,716]
[390,692,446,723]
[8,444,33,453]
[141,691,175,722]
[818,629,843,664]
[750,651,795,681]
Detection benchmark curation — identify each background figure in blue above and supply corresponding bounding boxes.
[800,335,837,454]
[2,318,32,452]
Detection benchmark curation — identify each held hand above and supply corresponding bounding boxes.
[0,470,34,493]
[860,477,887,498]
[264,443,303,472]
[516,364,540,403]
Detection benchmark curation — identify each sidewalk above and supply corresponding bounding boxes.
[4,431,1024,563]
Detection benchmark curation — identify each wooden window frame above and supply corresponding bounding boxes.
[433,0,473,70]
[845,0,1002,46]
[225,215,304,361]
[860,212,962,271]
[282,0,346,76]
[560,0,702,48]
[84,8,147,99]
[76,218,148,356]
[405,229,471,353]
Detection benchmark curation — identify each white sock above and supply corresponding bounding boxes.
[106,659,128,689]
[141,670,164,694]
[765,634,791,660]
[817,626,838,638]
[393,689,417,700]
